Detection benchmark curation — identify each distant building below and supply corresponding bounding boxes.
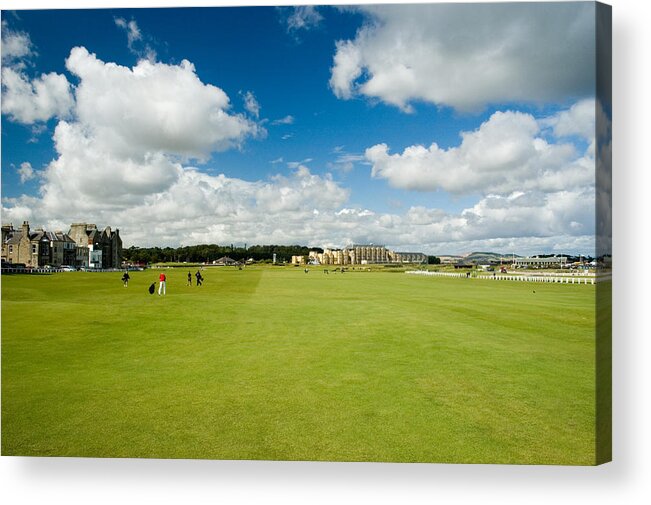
[291,255,306,265]
[1,221,77,267]
[512,256,567,268]
[437,256,463,264]
[68,223,122,269]
[2,221,122,269]
[298,244,426,266]
[213,256,239,266]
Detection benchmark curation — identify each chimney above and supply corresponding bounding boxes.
[21,221,30,237]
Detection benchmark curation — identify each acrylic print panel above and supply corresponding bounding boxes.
[0,2,611,465]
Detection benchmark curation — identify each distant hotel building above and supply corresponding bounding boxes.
[512,256,567,268]
[2,221,122,269]
[292,244,426,266]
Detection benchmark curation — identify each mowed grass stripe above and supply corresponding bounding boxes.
[2,267,596,463]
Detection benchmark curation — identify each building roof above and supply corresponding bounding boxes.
[214,256,239,265]
[45,231,76,243]
[4,232,23,245]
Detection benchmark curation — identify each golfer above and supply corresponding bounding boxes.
[121,271,130,287]
[158,272,167,295]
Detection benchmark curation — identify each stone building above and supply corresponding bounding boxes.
[301,244,427,266]
[68,223,123,269]
[393,251,428,263]
[1,221,77,267]
[2,221,123,269]
[291,255,306,265]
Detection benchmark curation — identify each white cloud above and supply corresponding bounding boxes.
[291,186,595,256]
[330,3,595,111]
[114,17,156,61]
[285,6,323,33]
[1,22,74,124]
[241,90,260,118]
[542,98,596,141]
[366,106,594,195]
[114,17,142,46]
[65,47,260,161]
[2,45,280,247]
[1,67,75,124]
[1,21,35,66]
[17,162,36,183]
[286,158,312,169]
[1,26,601,257]
[272,115,294,125]
[2,162,595,255]
[4,165,351,248]
[1,45,354,249]
[328,149,365,173]
[40,120,183,213]
[330,40,362,101]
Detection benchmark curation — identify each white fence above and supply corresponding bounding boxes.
[406,270,611,285]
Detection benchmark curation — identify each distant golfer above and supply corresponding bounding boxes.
[195,270,203,286]
[158,272,167,296]
[187,271,192,286]
[121,271,130,287]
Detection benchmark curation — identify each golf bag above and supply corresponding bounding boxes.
[148,283,156,294]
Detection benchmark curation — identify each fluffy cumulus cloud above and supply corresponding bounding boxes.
[1,21,35,65]
[1,45,351,248]
[330,3,595,111]
[3,164,351,248]
[357,101,598,254]
[2,19,601,255]
[17,161,36,183]
[65,47,260,161]
[366,107,594,195]
[1,23,74,124]
[542,98,596,141]
[3,45,277,244]
[307,188,595,255]
[3,93,598,253]
[1,67,75,124]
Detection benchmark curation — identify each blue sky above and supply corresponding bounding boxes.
[1,3,605,255]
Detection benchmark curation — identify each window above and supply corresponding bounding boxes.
[9,245,13,253]
[32,245,37,254]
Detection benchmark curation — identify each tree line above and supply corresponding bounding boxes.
[123,244,441,266]
[123,244,322,264]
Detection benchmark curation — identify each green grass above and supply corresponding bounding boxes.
[1,266,598,464]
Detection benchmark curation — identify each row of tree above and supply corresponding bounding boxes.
[123,244,322,265]
[123,244,441,266]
